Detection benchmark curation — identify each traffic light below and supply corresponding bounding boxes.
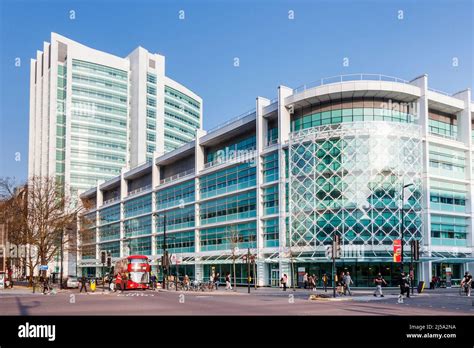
[411,240,420,261]
[325,244,333,259]
[100,250,106,264]
[106,256,111,268]
[333,234,341,259]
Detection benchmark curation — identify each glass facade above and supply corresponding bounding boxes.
[200,163,256,199]
[164,85,201,152]
[200,190,257,224]
[70,59,128,192]
[200,221,257,251]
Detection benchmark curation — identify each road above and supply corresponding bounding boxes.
[1,287,473,315]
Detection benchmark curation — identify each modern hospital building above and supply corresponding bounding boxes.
[29,35,474,287]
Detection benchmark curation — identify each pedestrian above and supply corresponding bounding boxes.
[210,272,215,289]
[183,274,190,291]
[281,274,288,291]
[400,272,410,298]
[121,272,127,293]
[322,273,328,292]
[343,272,353,296]
[225,272,232,290]
[461,272,472,297]
[373,273,387,297]
[214,272,220,290]
[311,274,317,291]
[150,272,157,290]
[430,275,436,290]
[79,275,88,293]
[42,276,50,295]
[336,272,345,296]
[7,267,13,288]
[303,272,308,289]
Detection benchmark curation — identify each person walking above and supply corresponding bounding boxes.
[183,274,190,291]
[281,274,288,291]
[343,272,353,296]
[214,272,220,290]
[121,272,127,293]
[210,272,215,289]
[461,272,472,297]
[322,273,328,292]
[400,272,410,298]
[373,273,387,297]
[79,275,88,293]
[303,273,308,289]
[225,272,232,290]
[150,272,157,290]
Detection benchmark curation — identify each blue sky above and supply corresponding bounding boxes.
[1,0,472,182]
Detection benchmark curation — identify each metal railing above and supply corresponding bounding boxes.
[127,184,152,197]
[206,108,256,134]
[428,87,451,97]
[293,73,410,94]
[102,196,120,206]
[159,168,195,185]
[204,150,257,169]
[266,138,279,147]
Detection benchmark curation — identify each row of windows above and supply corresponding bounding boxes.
[199,163,256,199]
[200,191,257,224]
[71,149,126,164]
[100,204,121,224]
[71,124,127,140]
[428,119,457,139]
[156,180,195,210]
[165,109,200,129]
[156,230,195,254]
[263,152,279,183]
[165,121,196,138]
[72,111,127,129]
[99,223,120,242]
[99,241,120,258]
[71,86,127,107]
[206,136,256,164]
[147,73,157,84]
[71,99,127,117]
[291,108,413,132]
[263,218,279,247]
[156,206,195,232]
[164,98,200,120]
[147,96,156,107]
[71,137,127,153]
[430,190,466,213]
[263,185,279,215]
[124,195,152,218]
[164,131,192,146]
[200,221,257,251]
[165,86,200,110]
[147,84,157,95]
[72,59,128,81]
[72,73,128,93]
[128,236,152,256]
[70,159,123,174]
[125,215,152,237]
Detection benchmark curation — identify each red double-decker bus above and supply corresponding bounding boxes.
[111,255,150,291]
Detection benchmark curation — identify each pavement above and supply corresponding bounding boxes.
[1,285,473,315]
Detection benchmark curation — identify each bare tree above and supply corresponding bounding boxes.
[0,176,91,286]
[228,224,239,291]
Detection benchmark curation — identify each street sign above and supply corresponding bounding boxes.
[39,265,48,271]
[393,240,402,263]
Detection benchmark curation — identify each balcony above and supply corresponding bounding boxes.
[127,184,152,198]
[160,168,195,185]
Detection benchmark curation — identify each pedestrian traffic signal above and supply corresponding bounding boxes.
[333,234,341,259]
[106,256,111,268]
[100,250,106,264]
[325,245,333,259]
[411,240,420,261]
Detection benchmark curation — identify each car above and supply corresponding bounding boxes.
[65,276,79,289]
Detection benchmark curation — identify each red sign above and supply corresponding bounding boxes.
[393,239,402,263]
